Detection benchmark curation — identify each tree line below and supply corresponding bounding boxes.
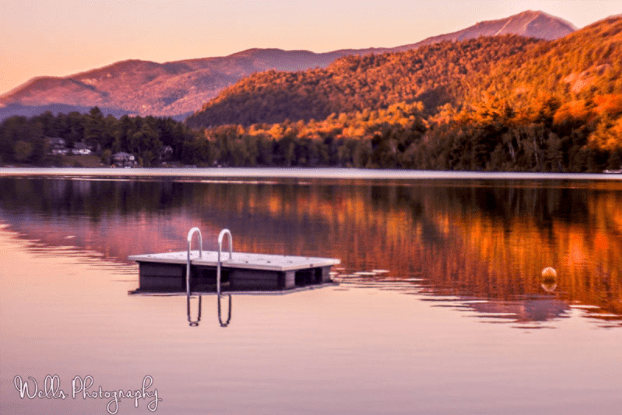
[2,97,621,171]
[187,97,621,171]
[0,108,200,166]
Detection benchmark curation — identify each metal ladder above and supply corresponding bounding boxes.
[186,227,203,296]
[185,227,232,327]
[217,229,232,296]
[216,229,232,327]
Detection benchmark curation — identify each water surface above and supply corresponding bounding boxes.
[1,174,622,414]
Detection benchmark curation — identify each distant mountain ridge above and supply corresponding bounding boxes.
[0,49,350,121]
[0,10,576,121]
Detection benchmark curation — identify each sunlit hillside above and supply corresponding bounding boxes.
[186,36,539,128]
[186,16,622,172]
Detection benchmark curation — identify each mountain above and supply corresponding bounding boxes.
[184,16,622,172]
[0,11,576,121]
[0,49,351,121]
[391,10,576,52]
[188,15,621,129]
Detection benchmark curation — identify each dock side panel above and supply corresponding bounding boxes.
[318,266,332,283]
[139,262,186,291]
[229,269,296,290]
[295,266,333,286]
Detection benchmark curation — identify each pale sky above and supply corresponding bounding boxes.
[1,0,621,96]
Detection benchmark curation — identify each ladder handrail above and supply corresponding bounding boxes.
[217,228,233,296]
[186,227,203,295]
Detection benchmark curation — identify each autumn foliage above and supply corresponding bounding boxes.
[185,16,622,171]
[3,17,622,171]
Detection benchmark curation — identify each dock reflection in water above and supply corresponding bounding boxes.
[187,294,202,326]
[131,284,338,327]
[129,285,231,328]
[186,293,231,327]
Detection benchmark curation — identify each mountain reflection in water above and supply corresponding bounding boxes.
[1,176,621,327]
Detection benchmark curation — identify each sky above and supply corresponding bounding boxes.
[1,0,621,96]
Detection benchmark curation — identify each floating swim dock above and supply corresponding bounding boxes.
[129,228,340,293]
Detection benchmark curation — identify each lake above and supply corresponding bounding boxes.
[1,169,622,415]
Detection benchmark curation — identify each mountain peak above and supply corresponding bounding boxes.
[498,10,578,39]
[393,10,576,52]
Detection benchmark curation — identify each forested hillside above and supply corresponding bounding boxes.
[184,16,622,172]
[186,36,540,128]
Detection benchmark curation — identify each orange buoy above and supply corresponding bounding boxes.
[542,267,557,279]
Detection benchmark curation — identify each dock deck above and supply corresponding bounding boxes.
[129,250,340,292]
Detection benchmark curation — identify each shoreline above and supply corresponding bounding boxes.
[1,166,622,181]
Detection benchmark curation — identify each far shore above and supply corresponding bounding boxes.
[1,167,622,181]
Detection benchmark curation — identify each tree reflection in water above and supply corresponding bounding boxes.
[1,176,621,327]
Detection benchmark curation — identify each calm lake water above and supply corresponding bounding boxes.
[1,171,622,414]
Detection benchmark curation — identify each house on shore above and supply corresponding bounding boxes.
[160,145,173,162]
[72,142,92,155]
[47,137,68,155]
[47,138,93,156]
[112,152,137,167]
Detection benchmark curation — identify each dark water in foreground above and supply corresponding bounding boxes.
[1,175,622,414]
